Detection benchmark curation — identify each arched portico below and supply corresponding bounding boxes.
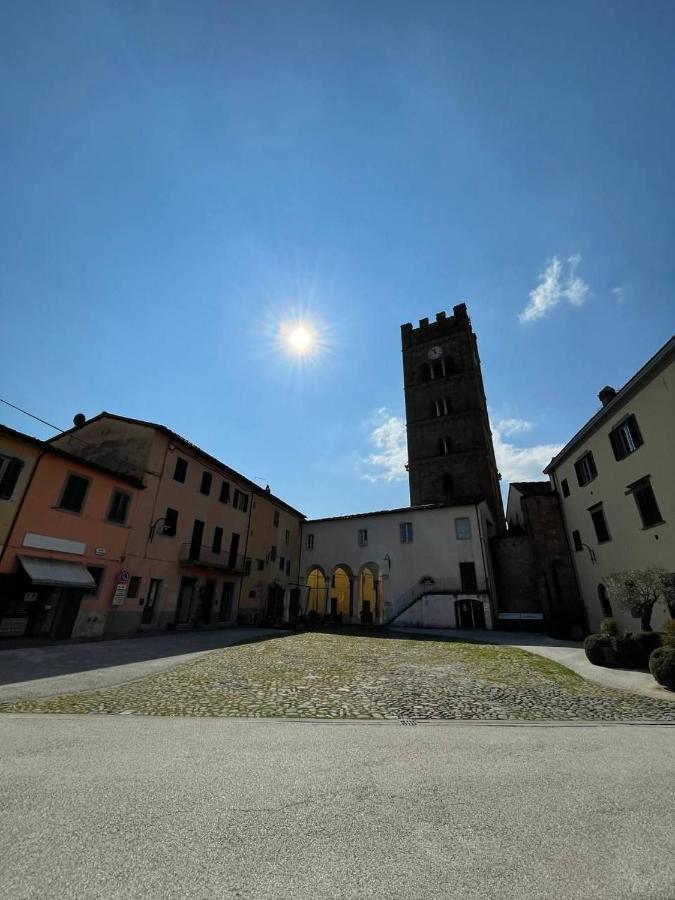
[358,563,380,623]
[331,564,354,619]
[306,566,328,614]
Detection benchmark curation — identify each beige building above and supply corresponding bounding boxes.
[300,501,497,629]
[51,413,304,633]
[544,336,674,633]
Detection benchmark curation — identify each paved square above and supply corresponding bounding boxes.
[2,632,673,720]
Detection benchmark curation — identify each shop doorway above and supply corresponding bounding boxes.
[176,577,197,624]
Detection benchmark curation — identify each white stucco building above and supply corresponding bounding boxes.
[544,336,674,633]
[299,501,497,629]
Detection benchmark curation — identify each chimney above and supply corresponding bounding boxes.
[598,386,616,407]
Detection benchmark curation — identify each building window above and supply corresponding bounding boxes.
[85,566,105,595]
[0,455,24,500]
[432,360,444,380]
[270,545,277,562]
[249,589,256,599]
[200,471,212,495]
[127,576,142,599]
[589,503,611,544]
[561,478,570,498]
[279,556,285,572]
[627,477,664,528]
[233,489,249,512]
[399,522,413,543]
[163,507,179,536]
[358,528,368,547]
[219,481,230,504]
[57,473,90,513]
[285,529,290,546]
[273,510,280,527]
[598,584,613,618]
[572,529,583,552]
[173,457,188,483]
[256,558,265,571]
[244,558,252,574]
[460,562,477,593]
[439,437,451,456]
[433,397,451,418]
[574,451,597,487]
[455,517,471,540]
[212,526,223,554]
[107,489,131,525]
[442,473,454,499]
[420,364,432,383]
[306,533,314,550]
[609,414,643,461]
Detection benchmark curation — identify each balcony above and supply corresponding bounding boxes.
[179,544,250,574]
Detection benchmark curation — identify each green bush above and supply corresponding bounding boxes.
[649,647,675,691]
[600,618,619,635]
[584,634,611,666]
[584,631,660,669]
[661,619,675,648]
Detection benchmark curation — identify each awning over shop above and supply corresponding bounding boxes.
[18,556,96,589]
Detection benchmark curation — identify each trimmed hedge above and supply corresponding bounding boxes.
[649,647,675,691]
[584,631,662,669]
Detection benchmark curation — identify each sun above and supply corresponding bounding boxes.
[287,325,313,353]
[280,321,317,356]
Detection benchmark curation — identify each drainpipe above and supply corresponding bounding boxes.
[475,503,494,627]
[236,491,255,622]
[0,450,47,568]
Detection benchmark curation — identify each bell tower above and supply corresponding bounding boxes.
[401,303,504,529]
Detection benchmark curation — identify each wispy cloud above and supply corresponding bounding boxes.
[519,254,590,322]
[612,285,625,303]
[491,417,562,483]
[359,408,561,487]
[359,407,407,483]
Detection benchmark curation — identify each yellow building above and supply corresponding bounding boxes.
[544,336,674,632]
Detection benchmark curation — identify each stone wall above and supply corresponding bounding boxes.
[491,535,540,616]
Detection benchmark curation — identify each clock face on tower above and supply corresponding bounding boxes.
[427,346,443,361]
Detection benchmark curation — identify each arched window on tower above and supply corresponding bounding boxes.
[442,473,454,500]
[444,356,456,375]
[420,364,432,383]
[439,437,451,456]
[598,583,613,618]
[432,360,444,380]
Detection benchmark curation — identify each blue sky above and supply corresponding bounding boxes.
[2,1,674,518]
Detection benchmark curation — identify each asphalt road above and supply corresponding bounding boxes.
[1,715,673,899]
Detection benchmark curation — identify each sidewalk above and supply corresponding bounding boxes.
[0,628,288,702]
[388,626,675,702]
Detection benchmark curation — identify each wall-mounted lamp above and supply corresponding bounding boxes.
[383,553,391,572]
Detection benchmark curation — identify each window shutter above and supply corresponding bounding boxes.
[0,457,23,499]
[608,429,623,460]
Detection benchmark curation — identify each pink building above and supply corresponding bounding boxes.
[0,425,143,640]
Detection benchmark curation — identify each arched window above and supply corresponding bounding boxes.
[444,356,455,375]
[439,437,451,456]
[598,583,612,618]
[432,360,444,380]
[442,473,454,499]
[420,364,432,383]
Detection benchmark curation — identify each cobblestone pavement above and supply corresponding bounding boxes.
[2,632,674,720]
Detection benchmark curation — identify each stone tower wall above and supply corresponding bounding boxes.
[401,304,504,529]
